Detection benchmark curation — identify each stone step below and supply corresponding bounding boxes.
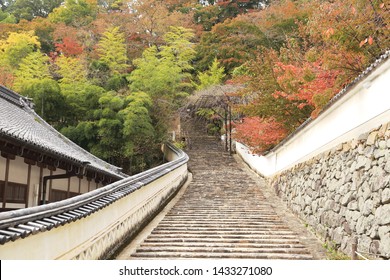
[119,119,319,260]
[163,215,281,220]
[131,252,313,260]
[151,229,295,234]
[143,237,302,243]
[166,211,278,215]
[140,242,306,248]
[144,233,301,239]
[135,246,311,255]
[155,224,288,228]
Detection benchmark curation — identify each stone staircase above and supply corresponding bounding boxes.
[127,121,317,259]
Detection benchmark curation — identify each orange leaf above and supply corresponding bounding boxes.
[380,3,385,9]
[326,28,334,36]
[368,36,374,45]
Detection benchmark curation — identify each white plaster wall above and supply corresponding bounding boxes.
[8,156,27,184]
[80,178,89,194]
[0,156,6,181]
[0,164,188,259]
[1,156,117,207]
[53,178,68,192]
[237,57,390,177]
[29,165,41,207]
[69,177,80,194]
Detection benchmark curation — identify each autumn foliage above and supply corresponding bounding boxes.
[55,37,83,57]
[231,0,388,154]
[272,60,342,117]
[234,117,287,154]
[0,0,388,160]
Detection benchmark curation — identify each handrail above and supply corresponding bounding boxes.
[0,143,188,245]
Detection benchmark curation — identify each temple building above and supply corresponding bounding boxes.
[0,85,126,211]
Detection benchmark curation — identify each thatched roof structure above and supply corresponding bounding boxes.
[184,84,243,111]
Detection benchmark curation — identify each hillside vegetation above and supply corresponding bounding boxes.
[0,0,388,170]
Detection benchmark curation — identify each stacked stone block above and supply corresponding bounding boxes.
[271,123,390,259]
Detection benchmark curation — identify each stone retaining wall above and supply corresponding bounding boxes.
[270,122,390,259]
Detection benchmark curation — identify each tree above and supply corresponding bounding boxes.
[56,55,88,86]
[128,26,196,99]
[0,31,41,69]
[234,0,310,51]
[272,59,342,118]
[119,92,155,159]
[0,66,14,88]
[0,9,16,23]
[98,0,126,12]
[234,116,287,154]
[195,58,225,90]
[96,26,128,75]
[196,18,268,74]
[90,91,124,161]
[49,0,97,26]
[193,4,222,31]
[52,23,87,58]
[0,0,12,11]
[55,55,107,126]
[217,0,263,20]
[21,78,65,123]
[228,0,389,154]
[55,36,83,57]
[129,45,183,97]
[32,18,56,54]
[13,51,51,93]
[160,26,196,73]
[194,0,267,30]
[302,0,389,72]
[125,0,197,47]
[6,0,62,21]
[234,49,311,134]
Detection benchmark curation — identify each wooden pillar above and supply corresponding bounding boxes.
[38,166,43,205]
[2,157,10,209]
[67,177,71,199]
[26,164,31,208]
[78,177,81,195]
[24,158,36,208]
[48,170,53,202]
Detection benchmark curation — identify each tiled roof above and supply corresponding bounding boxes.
[0,85,126,179]
[0,142,188,245]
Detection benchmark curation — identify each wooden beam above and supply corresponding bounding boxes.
[1,152,15,160]
[24,158,36,165]
[37,162,47,168]
[47,165,56,171]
